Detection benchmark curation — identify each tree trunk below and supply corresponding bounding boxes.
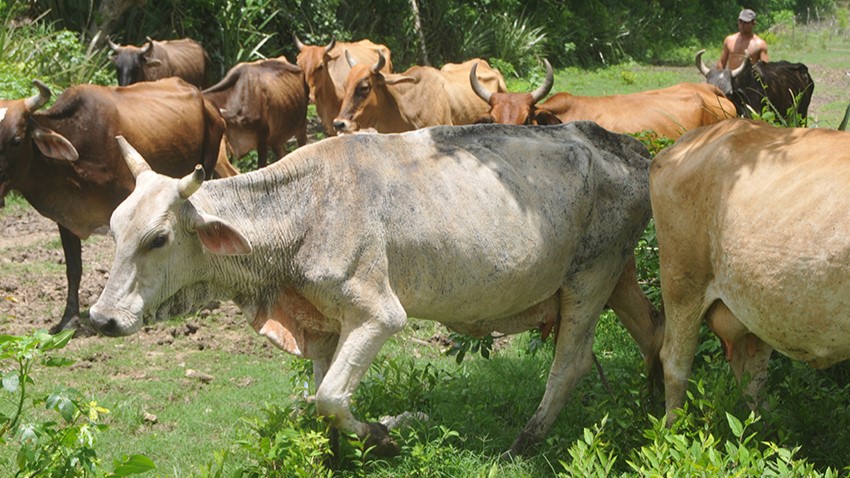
[409,0,429,66]
[89,0,146,42]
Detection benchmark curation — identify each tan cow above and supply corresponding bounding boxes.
[439,59,507,125]
[333,51,453,133]
[203,56,309,168]
[472,59,736,138]
[651,118,850,424]
[293,35,392,136]
[108,37,209,88]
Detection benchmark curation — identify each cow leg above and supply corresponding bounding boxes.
[507,270,616,457]
[257,137,269,169]
[295,119,308,147]
[51,225,82,334]
[606,253,664,381]
[660,288,708,426]
[314,294,405,456]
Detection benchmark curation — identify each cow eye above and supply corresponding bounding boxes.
[356,82,371,95]
[10,136,22,147]
[149,234,168,250]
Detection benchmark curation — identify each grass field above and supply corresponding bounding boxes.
[3,21,850,478]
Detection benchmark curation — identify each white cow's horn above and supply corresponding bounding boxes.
[345,49,357,68]
[371,50,386,74]
[116,135,152,178]
[25,80,52,112]
[695,49,711,77]
[469,62,492,103]
[178,165,205,199]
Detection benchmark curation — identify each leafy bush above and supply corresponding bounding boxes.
[0,330,155,477]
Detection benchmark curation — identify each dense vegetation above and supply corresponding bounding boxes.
[3,0,850,476]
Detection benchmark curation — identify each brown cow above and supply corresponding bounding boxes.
[294,35,392,136]
[203,56,309,169]
[472,60,736,138]
[333,51,453,134]
[108,37,209,88]
[0,78,236,332]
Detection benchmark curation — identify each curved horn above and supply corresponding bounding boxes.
[469,62,492,103]
[324,38,336,54]
[25,80,52,112]
[731,50,749,78]
[293,33,306,51]
[140,37,153,55]
[345,49,357,68]
[107,37,121,52]
[371,51,386,74]
[530,59,554,102]
[695,49,710,77]
[116,135,152,178]
[178,164,205,199]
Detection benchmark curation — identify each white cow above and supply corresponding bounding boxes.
[89,122,662,457]
[651,118,850,424]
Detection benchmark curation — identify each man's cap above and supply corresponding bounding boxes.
[739,9,756,22]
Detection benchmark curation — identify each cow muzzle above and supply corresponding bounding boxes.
[332,118,357,134]
[88,304,144,337]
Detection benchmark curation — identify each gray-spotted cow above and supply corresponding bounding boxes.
[89,122,663,457]
[651,118,850,425]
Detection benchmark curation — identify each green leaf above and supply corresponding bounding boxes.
[2,370,19,393]
[42,329,75,351]
[43,356,76,367]
[46,391,77,423]
[108,454,157,476]
[726,412,743,438]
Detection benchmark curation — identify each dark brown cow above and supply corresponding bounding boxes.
[203,56,309,168]
[0,78,236,332]
[108,37,209,88]
[294,35,392,136]
[472,60,736,139]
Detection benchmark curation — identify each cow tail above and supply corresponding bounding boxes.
[201,97,226,179]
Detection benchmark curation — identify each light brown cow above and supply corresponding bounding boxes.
[0,78,236,332]
[203,56,309,169]
[293,35,392,136]
[439,59,507,125]
[333,52,453,133]
[651,118,850,425]
[108,37,209,88]
[472,60,736,138]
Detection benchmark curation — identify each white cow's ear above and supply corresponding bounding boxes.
[193,213,252,256]
[31,125,79,161]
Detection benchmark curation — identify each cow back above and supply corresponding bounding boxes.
[440,59,507,125]
[374,66,453,132]
[147,39,209,88]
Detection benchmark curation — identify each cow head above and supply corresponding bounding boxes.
[88,136,251,337]
[108,37,162,86]
[471,59,560,125]
[294,34,335,103]
[695,49,748,97]
[333,50,414,133]
[0,80,79,203]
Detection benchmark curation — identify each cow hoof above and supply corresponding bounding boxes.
[364,422,400,456]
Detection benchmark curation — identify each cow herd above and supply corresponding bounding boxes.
[0,33,844,459]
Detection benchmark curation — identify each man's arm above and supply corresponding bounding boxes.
[757,38,769,62]
[717,36,732,69]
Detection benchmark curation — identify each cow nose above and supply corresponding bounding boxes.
[89,315,122,337]
[333,119,352,133]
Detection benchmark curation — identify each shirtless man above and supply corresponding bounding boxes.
[717,9,769,70]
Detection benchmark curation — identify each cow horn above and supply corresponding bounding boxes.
[530,59,554,102]
[469,62,492,103]
[345,49,357,68]
[324,38,336,54]
[115,135,152,178]
[107,37,120,52]
[140,37,153,55]
[293,33,306,51]
[372,51,386,74]
[25,80,52,112]
[731,50,749,78]
[695,49,711,77]
[178,164,205,199]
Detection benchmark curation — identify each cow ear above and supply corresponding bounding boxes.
[533,110,562,125]
[193,213,252,256]
[31,125,79,161]
[144,58,163,68]
[384,75,415,85]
